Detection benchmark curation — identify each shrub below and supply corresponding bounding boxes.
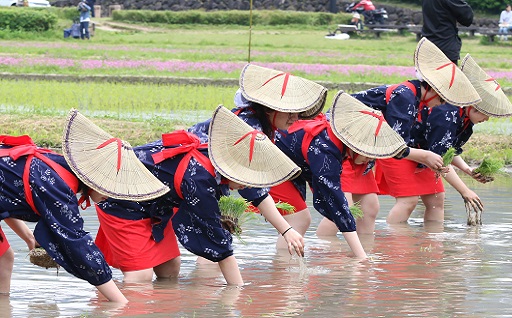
[0,8,57,31]
[112,9,338,26]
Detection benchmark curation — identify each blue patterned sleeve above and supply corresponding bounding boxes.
[171,162,234,262]
[424,105,462,156]
[30,158,113,286]
[307,136,356,233]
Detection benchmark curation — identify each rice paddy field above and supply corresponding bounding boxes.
[0,18,511,163]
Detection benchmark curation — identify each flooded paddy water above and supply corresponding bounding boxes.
[2,173,512,317]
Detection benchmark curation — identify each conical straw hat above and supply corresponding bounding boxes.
[330,91,408,158]
[414,38,481,107]
[460,54,512,117]
[208,105,301,187]
[239,64,327,119]
[62,109,169,201]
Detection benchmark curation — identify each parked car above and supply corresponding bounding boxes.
[0,0,51,7]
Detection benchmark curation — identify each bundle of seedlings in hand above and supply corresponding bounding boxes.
[442,147,457,167]
[472,156,504,183]
[28,247,59,271]
[349,201,364,219]
[219,196,250,238]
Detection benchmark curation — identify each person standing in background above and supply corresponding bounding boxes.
[499,4,512,40]
[78,0,91,40]
[421,0,473,64]
[86,0,96,17]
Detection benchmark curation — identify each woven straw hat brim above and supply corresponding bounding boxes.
[208,105,301,187]
[330,91,408,158]
[414,38,481,107]
[239,64,327,118]
[62,109,169,201]
[460,54,512,117]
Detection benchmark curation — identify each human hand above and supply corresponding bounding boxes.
[470,170,494,184]
[462,190,483,226]
[423,151,444,171]
[282,227,305,257]
[26,237,37,251]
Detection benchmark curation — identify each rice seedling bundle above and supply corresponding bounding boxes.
[472,156,504,183]
[442,147,457,166]
[349,201,364,219]
[28,247,59,269]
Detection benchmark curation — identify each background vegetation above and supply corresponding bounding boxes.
[0,6,510,165]
[381,0,505,14]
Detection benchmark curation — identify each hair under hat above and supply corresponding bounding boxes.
[62,109,169,201]
[239,64,327,119]
[330,91,408,158]
[460,54,512,117]
[414,38,481,107]
[208,105,301,187]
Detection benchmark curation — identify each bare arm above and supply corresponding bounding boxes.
[96,280,128,303]
[3,218,36,250]
[341,232,367,259]
[404,148,444,171]
[256,195,305,257]
[451,155,472,175]
[442,164,483,212]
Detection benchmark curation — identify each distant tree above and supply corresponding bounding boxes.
[382,0,502,14]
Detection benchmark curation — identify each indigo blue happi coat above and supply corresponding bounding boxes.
[351,80,421,144]
[275,116,357,233]
[409,103,473,156]
[0,137,113,286]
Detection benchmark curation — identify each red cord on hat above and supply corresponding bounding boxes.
[436,63,456,88]
[359,110,386,136]
[261,72,291,98]
[485,77,501,91]
[234,130,260,163]
[96,138,122,171]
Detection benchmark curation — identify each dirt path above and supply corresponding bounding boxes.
[93,19,169,33]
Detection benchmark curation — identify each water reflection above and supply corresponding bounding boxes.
[2,174,512,317]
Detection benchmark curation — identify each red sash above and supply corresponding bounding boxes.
[152,131,215,199]
[385,81,417,104]
[288,114,345,164]
[0,135,79,216]
[385,81,434,123]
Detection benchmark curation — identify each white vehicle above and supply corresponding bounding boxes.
[0,0,51,7]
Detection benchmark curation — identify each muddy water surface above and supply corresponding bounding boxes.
[2,174,512,317]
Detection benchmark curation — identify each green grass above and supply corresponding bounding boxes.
[0,15,511,167]
[0,18,510,85]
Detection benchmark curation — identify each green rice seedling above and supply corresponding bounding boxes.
[473,156,504,182]
[0,79,236,122]
[349,201,364,219]
[218,196,257,242]
[275,201,296,215]
[442,147,457,166]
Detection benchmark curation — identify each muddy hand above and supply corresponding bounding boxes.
[471,171,494,184]
[465,198,483,226]
[437,166,450,174]
[283,228,305,257]
[462,190,483,213]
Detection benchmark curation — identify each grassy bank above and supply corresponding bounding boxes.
[2,112,511,167]
[1,14,511,167]
[0,18,511,86]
